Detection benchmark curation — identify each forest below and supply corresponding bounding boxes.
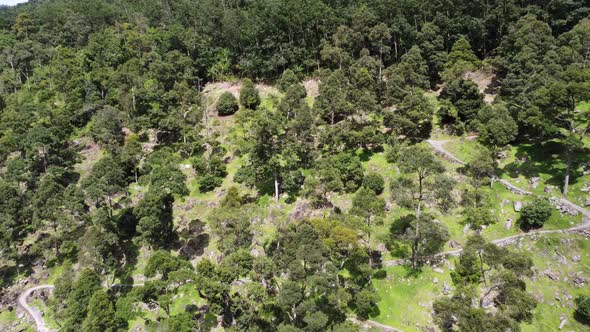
[0,0,590,331]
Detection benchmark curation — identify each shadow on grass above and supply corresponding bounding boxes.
[497,140,589,190]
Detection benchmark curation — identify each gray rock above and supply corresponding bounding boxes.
[433,277,438,284]
[514,201,523,212]
[584,198,590,207]
[442,282,452,295]
[544,186,553,193]
[530,177,541,189]
[544,269,560,281]
[505,218,513,230]
[572,255,581,262]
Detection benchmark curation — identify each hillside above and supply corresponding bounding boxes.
[1,1,590,332]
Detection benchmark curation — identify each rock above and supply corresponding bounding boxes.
[385,202,393,212]
[449,240,459,249]
[554,291,561,301]
[544,186,553,193]
[584,198,590,207]
[530,177,541,189]
[463,224,470,235]
[573,276,590,287]
[433,277,438,284]
[505,218,513,230]
[543,269,560,281]
[514,201,523,212]
[442,282,452,295]
[497,151,508,159]
[559,315,567,330]
[581,183,590,192]
[433,267,444,273]
[572,255,581,262]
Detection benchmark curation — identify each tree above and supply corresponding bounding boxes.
[350,187,385,268]
[278,69,299,92]
[145,250,191,280]
[81,290,124,332]
[390,214,449,269]
[442,37,480,81]
[536,68,590,195]
[209,206,254,255]
[478,104,518,149]
[135,191,175,248]
[434,236,536,332]
[89,106,124,150]
[217,91,239,116]
[63,269,102,331]
[362,172,385,195]
[519,197,552,230]
[393,145,446,268]
[439,78,484,128]
[82,154,127,215]
[384,46,429,104]
[384,90,434,141]
[239,78,260,110]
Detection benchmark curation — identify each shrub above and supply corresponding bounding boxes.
[362,172,385,194]
[575,295,590,324]
[278,69,299,92]
[217,92,239,116]
[239,78,260,110]
[199,174,223,192]
[519,197,552,230]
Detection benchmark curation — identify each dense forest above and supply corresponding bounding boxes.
[1,0,590,331]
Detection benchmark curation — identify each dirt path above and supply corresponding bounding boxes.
[382,139,590,267]
[17,285,55,332]
[348,317,405,332]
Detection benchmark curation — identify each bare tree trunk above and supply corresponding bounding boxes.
[563,146,573,196]
[274,174,279,203]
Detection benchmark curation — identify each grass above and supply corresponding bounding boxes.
[0,310,33,332]
[372,233,590,332]
[372,265,453,331]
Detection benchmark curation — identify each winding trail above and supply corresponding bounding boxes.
[382,139,590,267]
[17,285,55,332]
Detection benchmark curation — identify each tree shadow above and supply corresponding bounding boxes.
[496,140,588,189]
[574,311,590,326]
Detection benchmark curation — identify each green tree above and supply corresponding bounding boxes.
[81,290,124,332]
[442,36,480,81]
[384,90,434,141]
[518,197,552,230]
[239,78,260,110]
[362,172,385,195]
[351,187,385,268]
[63,269,102,331]
[278,69,299,92]
[575,295,590,324]
[217,91,239,116]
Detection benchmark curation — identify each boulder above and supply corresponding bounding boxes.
[505,218,512,230]
[584,198,590,207]
[514,201,523,212]
[530,177,541,189]
[543,269,560,281]
[572,255,581,262]
[544,186,553,193]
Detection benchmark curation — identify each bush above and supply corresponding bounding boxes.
[217,92,239,116]
[362,172,385,194]
[519,197,552,230]
[199,174,223,192]
[278,69,299,92]
[239,78,260,110]
[575,295,590,324]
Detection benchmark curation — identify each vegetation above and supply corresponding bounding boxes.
[0,0,589,331]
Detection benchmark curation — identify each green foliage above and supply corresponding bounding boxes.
[439,78,484,128]
[575,295,590,324]
[384,90,433,141]
[81,290,125,332]
[239,79,260,110]
[217,92,239,116]
[478,104,518,148]
[63,269,102,330]
[519,197,552,230]
[278,69,299,92]
[362,172,385,195]
[145,250,191,280]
